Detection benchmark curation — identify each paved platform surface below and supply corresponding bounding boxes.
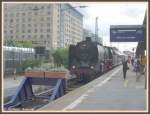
[3,76,25,99]
[40,64,147,112]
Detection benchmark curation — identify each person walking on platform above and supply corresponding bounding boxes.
[122,60,129,80]
[135,59,142,81]
[134,59,141,76]
[131,58,134,66]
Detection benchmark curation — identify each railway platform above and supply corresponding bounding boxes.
[40,64,147,112]
[4,76,25,100]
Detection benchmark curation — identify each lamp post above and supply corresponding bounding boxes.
[60,5,88,48]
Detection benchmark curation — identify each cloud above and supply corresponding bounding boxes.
[120,3,147,18]
[71,2,147,51]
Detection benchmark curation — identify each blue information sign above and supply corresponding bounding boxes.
[110,25,144,42]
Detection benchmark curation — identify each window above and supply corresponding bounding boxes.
[22,18,25,22]
[16,29,19,33]
[22,13,26,16]
[16,18,19,22]
[34,35,37,38]
[47,23,50,27]
[16,13,19,16]
[40,23,43,27]
[4,14,7,17]
[47,5,51,9]
[47,17,50,20]
[28,6,32,9]
[34,12,38,15]
[22,35,25,38]
[47,34,50,38]
[34,24,37,27]
[47,11,50,15]
[22,29,25,33]
[22,24,25,27]
[28,18,31,21]
[34,29,37,33]
[28,35,31,38]
[28,29,31,33]
[10,30,13,33]
[10,19,13,22]
[28,12,32,15]
[41,6,44,9]
[10,13,14,17]
[41,17,44,21]
[28,24,31,27]
[40,34,44,38]
[47,29,50,32]
[4,30,7,34]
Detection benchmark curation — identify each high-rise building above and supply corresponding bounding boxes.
[60,4,83,47]
[3,3,83,50]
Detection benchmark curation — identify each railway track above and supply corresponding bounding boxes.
[6,76,89,111]
[5,66,119,111]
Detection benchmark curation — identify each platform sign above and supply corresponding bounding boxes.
[110,25,144,42]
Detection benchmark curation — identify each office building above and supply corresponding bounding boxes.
[3,3,83,49]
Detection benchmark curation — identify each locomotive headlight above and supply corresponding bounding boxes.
[72,65,76,69]
[90,66,94,69]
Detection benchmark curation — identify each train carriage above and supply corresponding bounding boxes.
[104,46,113,71]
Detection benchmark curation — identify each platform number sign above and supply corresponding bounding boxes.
[110,25,144,42]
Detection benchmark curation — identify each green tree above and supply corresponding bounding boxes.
[5,39,16,46]
[52,48,68,68]
[5,40,33,48]
[21,59,43,70]
[22,41,33,48]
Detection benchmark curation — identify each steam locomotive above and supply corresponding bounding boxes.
[68,37,126,82]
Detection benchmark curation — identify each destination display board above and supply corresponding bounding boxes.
[110,25,144,42]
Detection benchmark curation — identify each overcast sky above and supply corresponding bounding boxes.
[71,2,147,52]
